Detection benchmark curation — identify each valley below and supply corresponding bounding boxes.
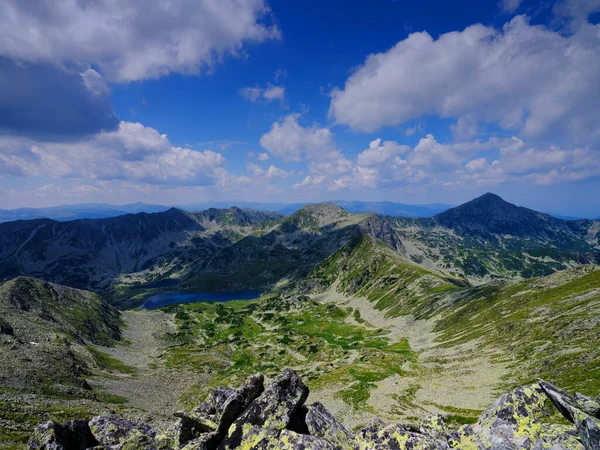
[1,194,599,449]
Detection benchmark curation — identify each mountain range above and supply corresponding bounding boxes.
[1,192,600,448]
[0,200,454,222]
[0,193,598,308]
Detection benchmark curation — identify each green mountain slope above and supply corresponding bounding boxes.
[0,277,123,394]
[386,194,600,281]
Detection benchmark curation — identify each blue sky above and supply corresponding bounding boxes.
[0,0,599,217]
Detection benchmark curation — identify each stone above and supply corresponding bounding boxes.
[538,379,600,450]
[420,414,449,442]
[574,393,600,419]
[218,368,309,449]
[269,429,336,449]
[473,384,548,448]
[356,422,444,449]
[28,420,97,450]
[88,415,156,447]
[305,402,356,449]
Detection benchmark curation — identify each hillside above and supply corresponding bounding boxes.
[0,277,133,446]
[386,193,600,281]
[1,196,598,309]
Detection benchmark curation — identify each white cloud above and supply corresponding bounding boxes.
[500,0,522,13]
[329,134,600,191]
[357,138,410,167]
[0,121,226,186]
[259,114,352,188]
[259,114,343,163]
[293,175,326,189]
[0,0,280,82]
[240,84,286,103]
[329,16,600,146]
[404,123,424,136]
[246,163,290,180]
[258,152,270,161]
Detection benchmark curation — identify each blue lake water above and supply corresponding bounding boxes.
[140,291,261,310]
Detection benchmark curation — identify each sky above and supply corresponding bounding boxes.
[0,0,599,217]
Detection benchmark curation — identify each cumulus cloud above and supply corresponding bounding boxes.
[240,84,285,103]
[500,0,522,13]
[358,139,410,167]
[329,134,600,191]
[329,16,600,146]
[0,0,280,82]
[0,122,226,186]
[0,58,119,138]
[246,163,290,179]
[259,114,352,185]
[292,175,326,189]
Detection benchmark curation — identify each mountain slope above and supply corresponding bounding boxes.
[0,277,123,395]
[180,204,405,293]
[434,192,588,243]
[386,194,600,281]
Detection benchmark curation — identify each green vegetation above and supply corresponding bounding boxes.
[87,346,136,375]
[160,295,417,412]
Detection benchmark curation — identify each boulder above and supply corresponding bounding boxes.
[270,429,336,449]
[355,420,444,449]
[88,415,156,447]
[28,420,97,450]
[473,384,548,448]
[420,414,449,442]
[218,368,308,449]
[538,379,600,450]
[574,393,600,419]
[305,402,356,449]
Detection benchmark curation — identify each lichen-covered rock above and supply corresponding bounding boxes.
[179,431,221,450]
[25,372,599,450]
[356,421,445,449]
[28,420,97,450]
[448,424,481,448]
[473,384,548,448]
[538,379,600,450]
[88,415,156,447]
[269,429,336,449]
[305,402,357,450]
[420,414,449,442]
[218,368,308,449]
[574,393,600,419]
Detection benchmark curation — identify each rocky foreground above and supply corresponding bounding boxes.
[28,369,599,450]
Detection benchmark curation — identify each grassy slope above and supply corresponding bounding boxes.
[431,266,600,396]
[159,295,417,415]
[0,278,135,448]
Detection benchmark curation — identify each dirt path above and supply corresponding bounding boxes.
[89,310,203,419]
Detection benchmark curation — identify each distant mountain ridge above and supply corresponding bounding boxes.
[0,200,453,222]
[0,195,598,307]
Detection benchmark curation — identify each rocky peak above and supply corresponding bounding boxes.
[27,369,600,450]
[434,192,563,238]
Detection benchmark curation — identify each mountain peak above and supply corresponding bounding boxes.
[434,192,560,237]
[476,192,506,204]
[298,202,346,216]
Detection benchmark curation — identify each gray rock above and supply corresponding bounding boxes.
[574,392,600,419]
[268,429,336,449]
[88,415,156,446]
[218,368,308,449]
[28,420,97,450]
[356,421,444,449]
[538,379,600,450]
[473,384,548,448]
[305,402,356,449]
[420,414,449,442]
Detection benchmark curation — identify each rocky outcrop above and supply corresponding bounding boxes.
[28,369,600,450]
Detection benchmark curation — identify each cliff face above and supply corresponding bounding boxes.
[28,369,600,450]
